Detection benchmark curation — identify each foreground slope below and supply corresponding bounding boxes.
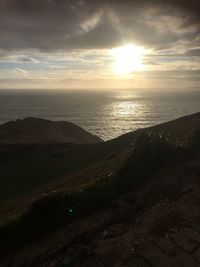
[47,157,200,267]
[0,112,200,266]
[0,112,200,223]
[0,117,102,144]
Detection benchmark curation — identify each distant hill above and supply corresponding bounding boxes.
[0,117,103,144]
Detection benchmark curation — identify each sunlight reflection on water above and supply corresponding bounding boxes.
[0,90,200,140]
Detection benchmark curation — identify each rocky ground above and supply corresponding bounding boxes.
[50,158,200,267]
[2,157,200,267]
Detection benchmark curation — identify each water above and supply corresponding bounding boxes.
[0,89,200,140]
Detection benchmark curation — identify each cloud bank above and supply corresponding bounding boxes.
[0,0,199,89]
[0,0,199,51]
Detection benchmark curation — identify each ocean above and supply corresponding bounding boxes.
[0,89,200,141]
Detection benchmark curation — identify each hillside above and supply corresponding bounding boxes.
[0,117,102,144]
[1,113,200,222]
[3,156,199,267]
[0,112,200,266]
[111,111,200,145]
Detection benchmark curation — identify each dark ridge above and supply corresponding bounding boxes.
[0,117,103,144]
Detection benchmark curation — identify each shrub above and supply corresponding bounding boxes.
[187,128,200,156]
[113,131,179,194]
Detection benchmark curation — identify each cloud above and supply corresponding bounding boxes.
[0,0,199,90]
[17,57,39,63]
[0,0,199,53]
[184,49,200,57]
[144,60,160,66]
[14,68,28,74]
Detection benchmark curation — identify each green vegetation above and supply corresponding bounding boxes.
[114,131,180,192]
[0,143,109,204]
[186,128,200,157]
[0,129,200,254]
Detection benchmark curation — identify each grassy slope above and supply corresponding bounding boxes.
[0,119,200,266]
[0,142,128,222]
[0,112,200,222]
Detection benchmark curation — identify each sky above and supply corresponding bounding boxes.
[0,0,200,90]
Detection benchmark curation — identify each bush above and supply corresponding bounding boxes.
[187,128,200,156]
[113,131,180,194]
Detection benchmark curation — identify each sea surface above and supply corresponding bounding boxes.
[0,89,200,140]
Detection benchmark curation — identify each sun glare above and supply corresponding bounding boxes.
[111,44,146,74]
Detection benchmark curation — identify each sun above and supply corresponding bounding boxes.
[111,44,146,74]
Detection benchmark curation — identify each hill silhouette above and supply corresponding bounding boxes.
[0,117,102,144]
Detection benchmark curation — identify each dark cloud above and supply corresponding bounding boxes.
[144,60,160,66]
[0,0,199,52]
[0,52,39,63]
[142,69,200,82]
[184,49,200,57]
[17,57,39,63]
